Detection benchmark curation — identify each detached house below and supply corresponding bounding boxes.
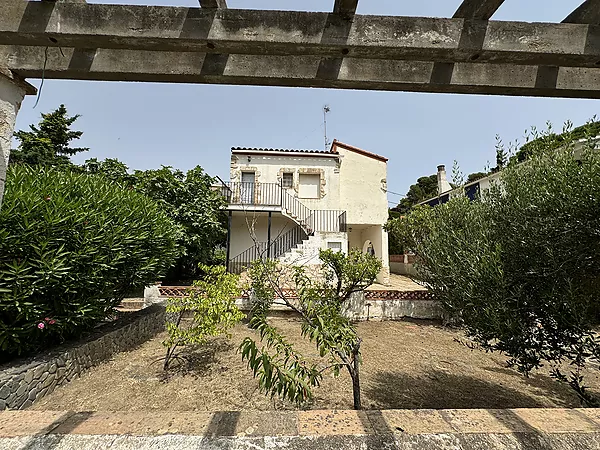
[219,140,390,283]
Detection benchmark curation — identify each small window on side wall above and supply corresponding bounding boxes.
[282,172,293,188]
[327,241,342,252]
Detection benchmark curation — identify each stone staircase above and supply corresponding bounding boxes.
[278,234,322,266]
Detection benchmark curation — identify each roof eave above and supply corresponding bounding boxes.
[231,149,339,158]
[331,140,388,163]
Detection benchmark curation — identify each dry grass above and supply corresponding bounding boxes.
[32,317,600,411]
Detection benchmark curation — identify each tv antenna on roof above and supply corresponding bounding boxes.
[323,105,331,151]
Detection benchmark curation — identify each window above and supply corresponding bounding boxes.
[282,172,293,188]
[298,174,320,199]
[327,241,342,252]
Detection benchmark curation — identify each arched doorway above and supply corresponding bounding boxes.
[363,240,376,257]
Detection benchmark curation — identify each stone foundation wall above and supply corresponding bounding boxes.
[0,303,165,410]
[148,285,442,320]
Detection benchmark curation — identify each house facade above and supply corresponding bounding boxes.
[219,140,390,283]
[419,164,501,207]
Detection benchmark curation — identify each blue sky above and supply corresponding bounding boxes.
[14,0,598,207]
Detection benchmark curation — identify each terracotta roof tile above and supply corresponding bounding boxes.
[231,147,335,155]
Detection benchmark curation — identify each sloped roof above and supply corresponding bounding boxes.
[231,147,336,156]
[331,140,388,162]
[231,141,389,162]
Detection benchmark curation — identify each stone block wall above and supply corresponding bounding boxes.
[148,285,442,320]
[0,303,165,410]
[343,291,442,321]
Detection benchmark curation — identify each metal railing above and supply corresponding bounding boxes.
[307,210,347,233]
[220,181,348,273]
[219,182,347,233]
[269,224,308,259]
[227,242,268,274]
[228,225,309,274]
[218,182,281,206]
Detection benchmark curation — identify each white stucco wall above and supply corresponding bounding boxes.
[230,145,388,227]
[347,224,390,284]
[229,211,299,258]
[335,143,388,225]
[230,153,342,211]
[0,74,27,207]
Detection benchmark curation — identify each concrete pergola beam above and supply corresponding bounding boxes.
[3,45,600,99]
[199,0,227,9]
[1,2,600,68]
[333,0,359,15]
[563,0,600,25]
[453,0,505,20]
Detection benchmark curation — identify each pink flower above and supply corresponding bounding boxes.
[48,319,56,325]
[44,317,50,321]
[37,322,45,329]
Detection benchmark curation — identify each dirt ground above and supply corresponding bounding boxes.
[32,317,600,411]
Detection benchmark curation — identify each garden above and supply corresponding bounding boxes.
[1,107,600,413]
[29,318,600,412]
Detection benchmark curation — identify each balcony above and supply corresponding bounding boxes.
[217,181,346,233]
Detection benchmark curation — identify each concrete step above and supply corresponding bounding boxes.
[117,298,145,311]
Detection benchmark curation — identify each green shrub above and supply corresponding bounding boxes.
[0,166,181,360]
[397,126,600,404]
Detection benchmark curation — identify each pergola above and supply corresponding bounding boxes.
[0,0,599,203]
[0,0,599,97]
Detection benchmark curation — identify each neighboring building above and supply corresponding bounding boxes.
[218,140,390,283]
[419,164,501,207]
[420,131,600,208]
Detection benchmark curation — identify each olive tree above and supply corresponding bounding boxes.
[393,122,600,405]
[239,249,381,409]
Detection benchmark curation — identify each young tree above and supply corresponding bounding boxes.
[398,122,600,405]
[163,265,243,370]
[80,158,136,186]
[240,249,381,409]
[11,105,88,167]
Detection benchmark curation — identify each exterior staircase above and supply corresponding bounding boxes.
[221,181,346,274]
[278,234,322,266]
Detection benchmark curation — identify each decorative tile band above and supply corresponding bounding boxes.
[158,286,433,301]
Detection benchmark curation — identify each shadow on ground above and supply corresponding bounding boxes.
[158,338,234,381]
[365,369,578,410]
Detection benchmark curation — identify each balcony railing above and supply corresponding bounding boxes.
[218,182,281,206]
[218,182,347,233]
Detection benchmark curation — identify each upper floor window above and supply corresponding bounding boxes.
[298,174,320,199]
[282,172,293,188]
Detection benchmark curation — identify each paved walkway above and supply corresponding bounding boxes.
[1,408,599,449]
[367,273,427,291]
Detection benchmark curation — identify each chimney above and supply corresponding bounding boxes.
[437,165,451,195]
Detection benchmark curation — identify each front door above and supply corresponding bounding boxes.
[241,172,255,204]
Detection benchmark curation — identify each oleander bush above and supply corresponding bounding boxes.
[0,166,181,360]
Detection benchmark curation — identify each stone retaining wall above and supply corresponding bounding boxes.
[0,304,165,410]
[147,285,443,320]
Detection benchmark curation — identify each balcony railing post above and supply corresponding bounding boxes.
[267,211,272,259]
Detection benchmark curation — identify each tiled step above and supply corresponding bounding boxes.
[117,298,145,311]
